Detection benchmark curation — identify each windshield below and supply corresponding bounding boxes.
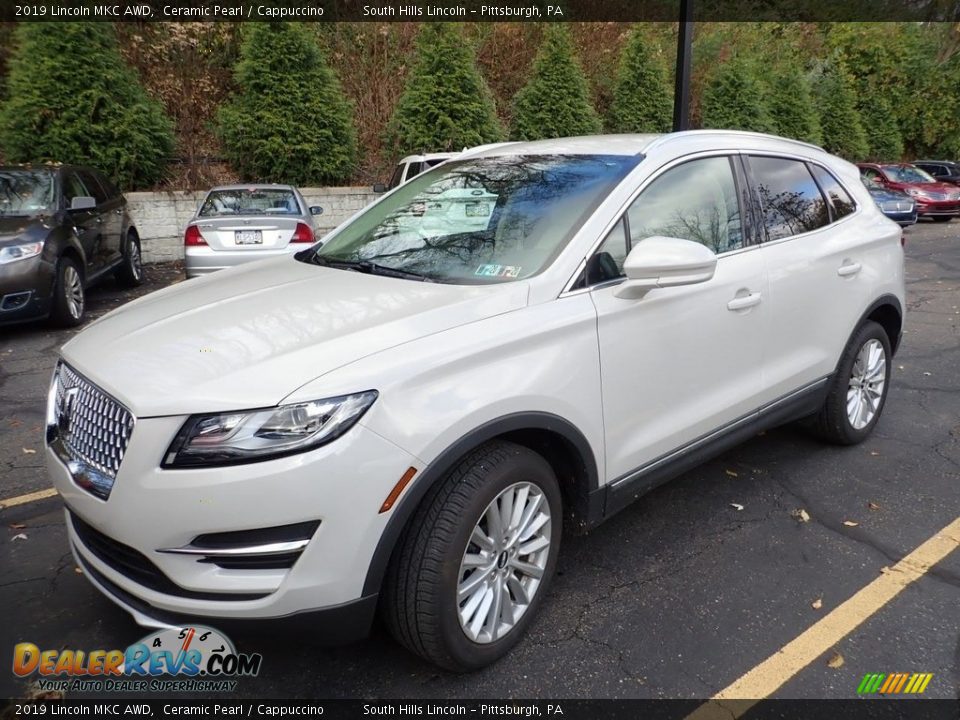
[199,188,300,217]
[0,170,55,217]
[307,154,639,284]
[883,166,936,184]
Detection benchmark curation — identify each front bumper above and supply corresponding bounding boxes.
[0,255,54,324]
[49,416,417,632]
[914,199,960,217]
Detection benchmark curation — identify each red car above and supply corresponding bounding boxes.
[858,163,960,222]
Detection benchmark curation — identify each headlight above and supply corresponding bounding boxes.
[904,188,920,197]
[162,391,378,468]
[0,241,44,264]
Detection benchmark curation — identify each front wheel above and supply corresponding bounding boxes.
[114,231,143,287]
[49,257,85,327]
[807,320,891,445]
[383,441,562,671]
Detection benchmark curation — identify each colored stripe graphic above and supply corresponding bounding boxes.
[858,672,932,694]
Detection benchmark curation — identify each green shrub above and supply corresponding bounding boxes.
[861,96,903,160]
[386,24,502,155]
[767,67,823,145]
[0,23,173,189]
[511,25,602,140]
[812,59,869,161]
[218,23,357,185]
[607,28,673,134]
[700,55,774,134]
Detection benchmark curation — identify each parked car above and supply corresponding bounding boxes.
[861,175,917,226]
[183,184,324,278]
[858,162,960,222]
[0,165,142,327]
[912,160,960,186]
[378,152,459,192]
[48,132,904,671]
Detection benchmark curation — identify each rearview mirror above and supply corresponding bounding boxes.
[69,196,96,212]
[613,236,717,299]
[309,205,324,216]
[372,183,388,194]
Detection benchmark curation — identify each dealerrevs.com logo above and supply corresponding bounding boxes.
[12,626,262,693]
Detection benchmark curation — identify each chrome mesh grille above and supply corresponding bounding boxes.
[53,363,134,485]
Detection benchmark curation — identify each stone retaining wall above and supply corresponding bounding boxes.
[125,187,380,263]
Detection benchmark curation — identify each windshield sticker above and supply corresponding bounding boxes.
[475,264,521,278]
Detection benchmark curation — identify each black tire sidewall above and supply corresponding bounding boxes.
[830,321,892,443]
[434,448,562,670]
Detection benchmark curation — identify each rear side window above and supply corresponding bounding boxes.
[809,165,855,220]
[749,156,830,241]
[62,173,90,205]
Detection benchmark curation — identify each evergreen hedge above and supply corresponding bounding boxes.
[386,24,502,155]
[767,67,823,145]
[511,26,602,140]
[607,28,673,134]
[0,23,174,189]
[218,23,357,185]
[700,55,774,134]
[812,59,869,161]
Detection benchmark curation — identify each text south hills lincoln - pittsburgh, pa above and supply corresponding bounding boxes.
[361,4,565,17]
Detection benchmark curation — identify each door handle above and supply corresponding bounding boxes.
[837,261,862,277]
[727,292,762,311]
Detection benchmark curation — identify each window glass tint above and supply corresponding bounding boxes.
[310,154,639,284]
[750,156,830,240]
[199,189,300,217]
[388,164,405,190]
[77,170,109,204]
[405,162,423,180]
[883,165,935,183]
[589,218,629,282]
[62,173,89,205]
[810,165,855,220]
[626,156,743,254]
[0,169,55,217]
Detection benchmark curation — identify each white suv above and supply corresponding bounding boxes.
[46,132,904,671]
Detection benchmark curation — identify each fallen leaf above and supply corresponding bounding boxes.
[9,523,26,530]
[21,447,36,455]
[730,503,744,511]
[811,597,823,610]
[12,533,27,541]
[74,567,83,575]
[843,520,859,527]
[923,372,932,377]
[725,469,738,478]
[827,652,845,669]
[869,451,880,456]
[867,502,881,511]
[791,508,811,523]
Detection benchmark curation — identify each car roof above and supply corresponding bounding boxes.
[915,159,958,166]
[398,153,460,163]
[467,131,825,159]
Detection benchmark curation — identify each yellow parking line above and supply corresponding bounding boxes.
[688,516,960,718]
[0,488,58,510]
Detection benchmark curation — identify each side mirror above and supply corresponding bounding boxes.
[69,196,96,212]
[372,183,388,194]
[309,205,324,216]
[613,236,717,300]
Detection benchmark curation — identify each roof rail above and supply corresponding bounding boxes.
[643,129,824,155]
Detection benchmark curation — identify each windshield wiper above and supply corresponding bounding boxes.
[304,255,435,282]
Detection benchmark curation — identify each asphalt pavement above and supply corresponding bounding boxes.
[1,224,958,701]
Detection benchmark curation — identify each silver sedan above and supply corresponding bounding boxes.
[183,184,323,278]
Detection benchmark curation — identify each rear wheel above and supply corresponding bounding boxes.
[383,441,561,671]
[114,231,143,287]
[807,321,891,445]
[49,257,85,327]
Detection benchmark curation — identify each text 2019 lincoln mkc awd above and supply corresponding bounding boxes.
[46,132,904,670]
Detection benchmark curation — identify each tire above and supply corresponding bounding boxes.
[382,440,562,671]
[932,216,952,223]
[49,256,85,327]
[114,231,144,287]
[807,320,891,445]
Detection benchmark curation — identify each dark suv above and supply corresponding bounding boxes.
[0,165,142,327]
[913,160,960,186]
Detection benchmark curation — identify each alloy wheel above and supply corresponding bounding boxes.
[457,481,552,644]
[64,265,84,319]
[129,238,142,280]
[846,338,886,430]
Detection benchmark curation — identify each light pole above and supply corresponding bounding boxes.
[672,0,694,132]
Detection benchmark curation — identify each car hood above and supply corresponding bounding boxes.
[868,187,911,202]
[0,216,49,243]
[61,257,529,417]
[895,181,959,195]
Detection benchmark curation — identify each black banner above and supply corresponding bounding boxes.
[2,699,960,720]
[2,0,959,23]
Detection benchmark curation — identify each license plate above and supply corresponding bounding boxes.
[235,230,263,245]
